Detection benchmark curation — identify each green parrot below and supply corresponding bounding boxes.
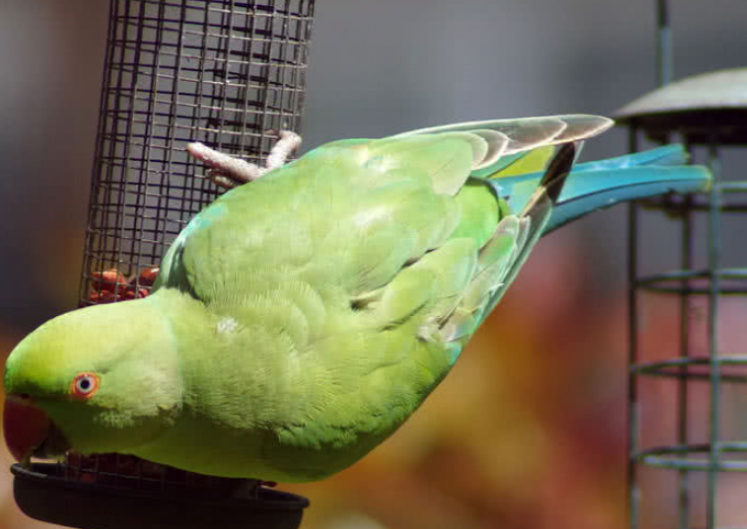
[3,115,710,482]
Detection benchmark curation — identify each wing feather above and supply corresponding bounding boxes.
[153,120,591,461]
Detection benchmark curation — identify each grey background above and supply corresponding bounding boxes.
[0,0,745,331]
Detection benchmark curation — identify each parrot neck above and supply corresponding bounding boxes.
[132,288,281,477]
[145,288,269,424]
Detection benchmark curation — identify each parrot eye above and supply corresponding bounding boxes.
[70,373,100,400]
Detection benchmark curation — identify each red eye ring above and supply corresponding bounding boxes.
[70,373,100,400]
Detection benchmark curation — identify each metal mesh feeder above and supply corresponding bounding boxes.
[82,0,315,305]
[618,68,747,529]
[11,1,315,527]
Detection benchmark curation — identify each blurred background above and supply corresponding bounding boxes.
[1,0,747,528]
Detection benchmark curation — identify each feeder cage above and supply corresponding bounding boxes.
[11,0,316,528]
[619,2,747,528]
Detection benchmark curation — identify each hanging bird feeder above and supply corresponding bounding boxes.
[617,3,747,528]
[9,1,315,527]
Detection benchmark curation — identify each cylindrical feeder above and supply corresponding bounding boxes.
[82,0,315,304]
[618,69,747,529]
[11,1,316,528]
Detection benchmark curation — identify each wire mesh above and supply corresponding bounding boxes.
[81,0,314,306]
[67,0,314,491]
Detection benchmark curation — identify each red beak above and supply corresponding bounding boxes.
[3,395,51,462]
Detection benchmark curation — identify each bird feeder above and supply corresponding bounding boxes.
[11,0,315,527]
[618,2,747,527]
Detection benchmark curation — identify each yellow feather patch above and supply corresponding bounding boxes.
[491,145,556,178]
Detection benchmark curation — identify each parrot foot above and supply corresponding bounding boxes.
[187,130,302,189]
[264,129,303,171]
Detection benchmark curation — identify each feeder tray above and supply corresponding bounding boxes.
[12,462,308,529]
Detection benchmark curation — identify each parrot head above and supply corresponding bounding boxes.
[3,299,182,462]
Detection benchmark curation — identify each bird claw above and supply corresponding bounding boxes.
[187,130,302,189]
[263,130,302,172]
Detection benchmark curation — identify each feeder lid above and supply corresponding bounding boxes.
[12,463,309,529]
[613,68,747,144]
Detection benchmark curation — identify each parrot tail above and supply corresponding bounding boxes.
[547,145,711,232]
[486,144,712,234]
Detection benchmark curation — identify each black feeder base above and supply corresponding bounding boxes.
[12,463,309,529]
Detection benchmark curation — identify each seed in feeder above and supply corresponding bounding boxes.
[137,267,159,287]
[90,269,128,292]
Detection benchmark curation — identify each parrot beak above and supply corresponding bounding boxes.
[3,395,69,462]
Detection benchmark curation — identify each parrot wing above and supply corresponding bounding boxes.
[394,114,612,175]
[149,117,604,478]
[155,114,611,302]
[154,116,610,343]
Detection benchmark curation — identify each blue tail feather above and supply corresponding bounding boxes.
[487,145,711,234]
[571,145,688,172]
